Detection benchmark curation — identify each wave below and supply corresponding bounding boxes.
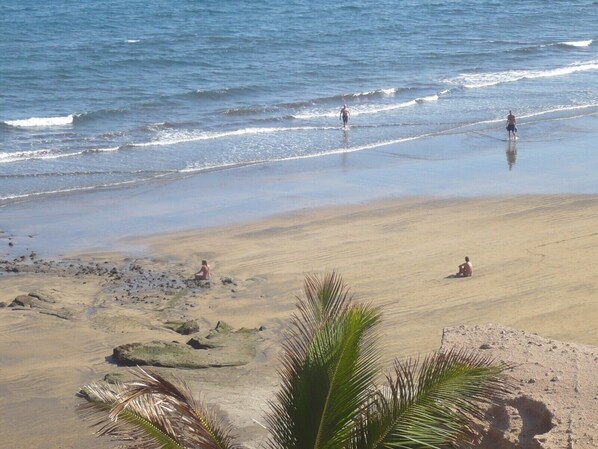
[0,149,82,164]
[128,126,338,148]
[189,86,255,101]
[447,59,598,88]
[224,105,281,116]
[82,146,121,154]
[180,160,264,174]
[0,168,156,179]
[0,179,141,202]
[179,129,450,176]
[222,86,441,118]
[293,100,418,120]
[4,114,74,127]
[517,103,598,121]
[416,94,439,103]
[558,40,593,48]
[352,87,401,97]
[2,109,130,128]
[0,145,121,164]
[514,39,593,53]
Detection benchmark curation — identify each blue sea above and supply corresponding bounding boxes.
[2,0,598,203]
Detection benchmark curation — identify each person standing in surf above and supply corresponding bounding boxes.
[506,110,517,140]
[340,104,350,128]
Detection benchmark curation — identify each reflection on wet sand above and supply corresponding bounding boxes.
[506,140,517,171]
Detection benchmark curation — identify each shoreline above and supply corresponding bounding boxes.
[2,113,598,259]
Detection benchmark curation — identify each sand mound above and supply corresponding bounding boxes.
[441,324,598,448]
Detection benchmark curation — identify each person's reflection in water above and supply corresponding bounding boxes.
[341,128,349,166]
[506,140,517,171]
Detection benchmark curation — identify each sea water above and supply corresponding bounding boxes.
[2,0,598,202]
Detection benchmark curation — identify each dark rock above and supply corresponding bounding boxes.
[479,343,493,350]
[213,320,233,333]
[10,294,45,308]
[164,320,200,335]
[187,337,220,350]
[220,276,236,285]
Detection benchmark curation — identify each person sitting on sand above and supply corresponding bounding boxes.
[194,260,211,281]
[456,256,473,277]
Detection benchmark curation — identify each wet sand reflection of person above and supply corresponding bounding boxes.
[341,127,349,166]
[506,140,517,171]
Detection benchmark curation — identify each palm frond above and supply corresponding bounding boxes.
[266,272,382,449]
[354,349,510,449]
[79,272,510,449]
[79,367,240,449]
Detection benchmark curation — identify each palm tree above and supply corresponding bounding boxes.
[79,272,509,449]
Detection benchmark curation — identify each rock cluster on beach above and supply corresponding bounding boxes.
[0,253,213,310]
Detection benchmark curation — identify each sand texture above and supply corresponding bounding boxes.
[1,194,598,448]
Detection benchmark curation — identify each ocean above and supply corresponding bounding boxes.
[1,0,598,203]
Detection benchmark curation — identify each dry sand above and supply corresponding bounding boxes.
[1,194,598,448]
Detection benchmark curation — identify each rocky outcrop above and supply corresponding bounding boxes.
[5,291,70,319]
[112,322,262,369]
[441,324,598,448]
[9,291,55,308]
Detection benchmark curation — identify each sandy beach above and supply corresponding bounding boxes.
[4,2,598,446]
[2,193,598,448]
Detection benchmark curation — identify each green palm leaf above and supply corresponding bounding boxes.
[266,272,381,449]
[354,349,509,449]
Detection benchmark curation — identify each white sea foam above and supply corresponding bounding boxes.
[517,103,598,120]
[416,94,439,103]
[126,39,140,43]
[0,149,82,164]
[560,40,592,47]
[83,146,120,154]
[353,87,398,97]
[4,114,74,127]
[293,100,418,120]
[447,60,598,88]
[130,126,337,147]
[0,179,140,201]
[180,160,262,173]
[180,131,440,175]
